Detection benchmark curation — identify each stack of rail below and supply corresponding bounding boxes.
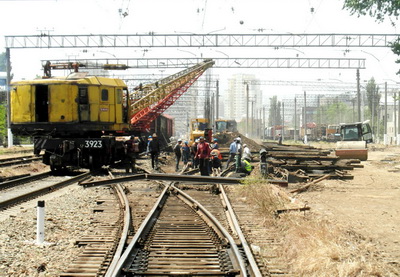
[261,142,362,183]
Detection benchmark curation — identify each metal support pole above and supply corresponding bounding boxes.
[215,80,219,120]
[304,91,307,144]
[395,92,397,143]
[356,69,361,122]
[246,83,249,136]
[282,102,285,142]
[263,106,266,140]
[6,48,13,148]
[294,97,297,141]
[384,82,388,145]
[398,94,400,145]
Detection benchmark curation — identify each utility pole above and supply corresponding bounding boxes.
[384,82,388,145]
[251,100,254,138]
[6,48,13,148]
[215,80,219,120]
[294,97,297,141]
[263,106,266,140]
[304,91,307,143]
[282,102,285,142]
[398,95,400,145]
[395,92,397,142]
[245,83,249,136]
[356,69,361,122]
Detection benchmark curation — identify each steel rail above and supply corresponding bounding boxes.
[105,179,132,277]
[219,184,263,277]
[0,171,51,191]
[170,184,247,276]
[110,185,170,277]
[80,173,244,187]
[0,172,91,210]
[0,156,42,167]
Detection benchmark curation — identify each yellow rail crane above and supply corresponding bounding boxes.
[10,59,214,171]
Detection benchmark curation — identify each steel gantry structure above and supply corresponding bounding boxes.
[40,57,366,69]
[5,33,398,48]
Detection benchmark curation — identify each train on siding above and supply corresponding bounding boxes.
[10,59,213,171]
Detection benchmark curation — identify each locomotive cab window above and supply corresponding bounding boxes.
[79,87,88,104]
[101,89,109,101]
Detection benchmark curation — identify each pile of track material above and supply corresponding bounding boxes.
[215,131,262,151]
[260,142,362,183]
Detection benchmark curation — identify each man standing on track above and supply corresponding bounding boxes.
[195,136,211,176]
[173,139,183,171]
[148,133,160,170]
[225,138,237,169]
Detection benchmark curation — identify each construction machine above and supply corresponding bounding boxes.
[215,119,238,133]
[190,118,212,142]
[335,120,373,161]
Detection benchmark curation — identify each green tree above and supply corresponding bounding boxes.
[365,77,381,119]
[343,1,400,73]
[343,0,400,22]
[0,52,6,71]
[268,96,282,127]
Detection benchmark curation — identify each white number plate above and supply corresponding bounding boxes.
[84,140,103,148]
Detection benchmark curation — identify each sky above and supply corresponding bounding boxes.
[0,0,399,97]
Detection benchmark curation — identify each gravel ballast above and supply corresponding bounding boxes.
[0,184,113,277]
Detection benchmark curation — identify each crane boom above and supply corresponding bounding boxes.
[129,59,215,131]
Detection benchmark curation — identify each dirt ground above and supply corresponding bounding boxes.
[295,145,400,267]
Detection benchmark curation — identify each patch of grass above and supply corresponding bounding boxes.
[234,173,399,276]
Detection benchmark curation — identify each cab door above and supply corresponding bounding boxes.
[35,85,49,122]
[78,86,89,122]
[115,88,123,123]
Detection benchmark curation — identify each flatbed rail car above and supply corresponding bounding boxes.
[10,59,214,171]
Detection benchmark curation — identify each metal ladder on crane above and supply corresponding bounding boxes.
[129,59,215,131]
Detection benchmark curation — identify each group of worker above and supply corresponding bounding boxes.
[173,136,253,176]
[123,133,161,173]
[124,134,253,176]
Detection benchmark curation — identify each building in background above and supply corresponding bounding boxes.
[224,74,263,136]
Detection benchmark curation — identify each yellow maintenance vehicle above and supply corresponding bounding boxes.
[335,120,373,161]
[189,118,212,142]
[215,119,238,133]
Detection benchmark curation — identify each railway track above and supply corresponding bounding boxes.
[60,168,164,277]
[110,183,246,276]
[0,161,288,276]
[0,171,91,211]
[0,154,42,167]
[69,165,282,276]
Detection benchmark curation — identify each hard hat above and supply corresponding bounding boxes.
[148,135,152,138]
[184,141,188,144]
[213,138,218,141]
[260,149,267,154]
[243,144,247,147]
[199,136,204,140]
[178,139,182,142]
[236,137,241,142]
[195,139,199,143]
